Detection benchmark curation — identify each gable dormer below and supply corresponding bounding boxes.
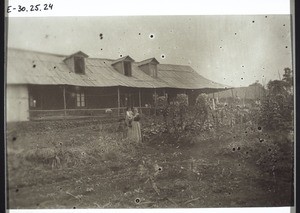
[111,56,135,77]
[137,58,159,78]
[64,51,89,74]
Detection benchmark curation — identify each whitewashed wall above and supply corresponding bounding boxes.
[6,85,29,122]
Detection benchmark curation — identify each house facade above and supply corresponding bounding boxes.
[6,48,227,122]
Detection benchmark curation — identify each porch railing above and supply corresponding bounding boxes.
[28,107,157,120]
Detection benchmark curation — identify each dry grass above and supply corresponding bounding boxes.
[6,118,294,208]
[7,120,140,183]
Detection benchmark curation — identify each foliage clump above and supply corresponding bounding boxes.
[155,93,210,138]
[259,67,293,131]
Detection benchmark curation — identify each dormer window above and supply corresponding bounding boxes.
[111,55,135,77]
[124,61,132,76]
[64,51,89,74]
[137,58,159,78]
[74,56,85,74]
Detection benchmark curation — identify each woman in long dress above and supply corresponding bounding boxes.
[131,108,142,143]
[125,107,134,139]
[133,108,142,142]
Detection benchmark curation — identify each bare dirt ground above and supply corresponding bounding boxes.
[6,118,294,209]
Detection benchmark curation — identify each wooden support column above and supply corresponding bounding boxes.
[154,88,157,116]
[139,89,142,107]
[117,87,120,116]
[186,89,189,105]
[138,88,142,115]
[63,86,67,116]
[40,91,43,109]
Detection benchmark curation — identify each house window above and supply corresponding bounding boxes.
[124,61,132,76]
[74,57,85,74]
[76,92,85,107]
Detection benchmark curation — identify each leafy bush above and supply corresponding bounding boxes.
[259,68,293,131]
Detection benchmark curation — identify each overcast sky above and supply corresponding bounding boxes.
[7,15,292,87]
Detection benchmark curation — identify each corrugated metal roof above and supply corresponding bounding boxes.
[158,64,227,89]
[7,48,227,89]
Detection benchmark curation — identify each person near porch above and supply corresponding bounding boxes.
[125,107,135,140]
[125,107,133,127]
[131,108,142,143]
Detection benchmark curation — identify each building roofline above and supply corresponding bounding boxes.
[7,47,233,89]
[8,47,67,57]
[7,48,198,70]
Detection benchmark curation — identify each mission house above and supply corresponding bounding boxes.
[6,48,227,122]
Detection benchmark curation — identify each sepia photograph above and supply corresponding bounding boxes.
[6,14,294,209]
